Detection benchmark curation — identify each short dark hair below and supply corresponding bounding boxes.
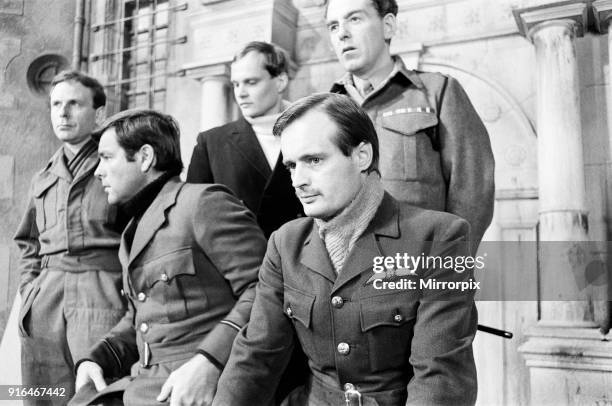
[97,109,183,175]
[232,41,289,78]
[369,0,398,17]
[50,70,106,109]
[273,93,379,174]
[326,0,398,18]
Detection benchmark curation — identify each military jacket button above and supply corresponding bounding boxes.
[331,296,344,308]
[337,342,350,355]
[137,292,146,302]
[120,289,125,297]
[286,306,293,317]
[140,323,149,333]
[394,314,403,323]
[160,273,169,282]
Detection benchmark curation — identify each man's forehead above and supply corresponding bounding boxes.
[231,52,268,78]
[50,80,94,100]
[326,0,374,19]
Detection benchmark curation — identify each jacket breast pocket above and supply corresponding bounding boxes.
[283,285,316,360]
[32,176,59,231]
[360,293,417,372]
[377,109,438,182]
[139,247,201,323]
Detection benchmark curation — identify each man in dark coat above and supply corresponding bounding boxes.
[187,41,302,238]
[73,109,266,406]
[213,93,478,406]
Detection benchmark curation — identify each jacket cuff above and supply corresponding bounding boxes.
[197,321,242,367]
[196,350,223,371]
[78,339,123,379]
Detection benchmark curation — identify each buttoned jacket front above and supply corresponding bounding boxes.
[215,193,478,406]
[86,179,267,379]
[331,58,495,245]
[187,118,303,238]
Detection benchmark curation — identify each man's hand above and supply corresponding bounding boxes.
[157,354,221,406]
[75,361,108,392]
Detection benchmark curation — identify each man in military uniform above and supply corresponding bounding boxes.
[213,93,478,406]
[73,109,266,406]
[14,71,127,404]
[327,0,495,248]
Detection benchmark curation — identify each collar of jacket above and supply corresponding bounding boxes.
[122,171,175,220]
[120,176,183,266]
[299,192,400,287]
[39,136,98,183]
[330,56,425,94]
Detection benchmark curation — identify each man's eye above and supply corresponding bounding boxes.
[285,163,296,170]
[309,158,321,165]
[328,24,338,32]
[350,16,360,22]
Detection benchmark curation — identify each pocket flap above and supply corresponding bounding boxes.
[381,109,438,135]
[141,247,196,288]
[32,174,59,198]
[283,285,315,328]
[360,294,417,332]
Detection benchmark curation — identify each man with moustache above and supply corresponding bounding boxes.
[213,93,478,406]
[187,41,302,238]
[73,109,266,406]
[327,0,495,249]
[13,71,127,404]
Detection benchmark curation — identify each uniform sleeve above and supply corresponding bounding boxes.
[437,76,495,249]
[407,217,478,406]
[213,232,295,406]
[186,132,214,183]
[79,299,139,379]
[13,196,41,295]
[193,185,267,366]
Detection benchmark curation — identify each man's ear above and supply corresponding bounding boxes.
[94,106,106,125]
[276,72,289,94]
[138,144,156,172]
[354,142,373,172]
[382,13,397,42]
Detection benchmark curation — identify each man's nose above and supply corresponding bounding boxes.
[291,165,308,189]
[94,163,103,179]
[236,84,248,98]
[60,103,70,117]
[337,21,350,40]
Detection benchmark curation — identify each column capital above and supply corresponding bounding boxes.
[513,2,588,41]
[593,0,612,33]
[178,62,231,82]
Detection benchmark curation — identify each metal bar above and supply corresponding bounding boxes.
[89,36,183,61]
[91,2,186,31]
[102,71,173,86]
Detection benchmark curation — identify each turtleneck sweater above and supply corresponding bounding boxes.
[315,173,385,273]
[243,100,290,169]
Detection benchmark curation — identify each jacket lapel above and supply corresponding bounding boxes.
[228,118,272,179]
[128,180,183,266]
[300,224,337,284]
[119,218,135,268]
[331,193,400,293]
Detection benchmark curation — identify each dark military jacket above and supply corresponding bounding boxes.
[214,193,478,406]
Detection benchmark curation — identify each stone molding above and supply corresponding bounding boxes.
[513,2,588,40]
[180,63,231,81]
[593,0,612,33]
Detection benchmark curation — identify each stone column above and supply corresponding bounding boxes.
[515,1,593,327]
[514,4,612,405]
[184,64,233,131]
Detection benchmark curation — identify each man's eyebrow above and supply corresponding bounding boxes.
[327,8,364,23]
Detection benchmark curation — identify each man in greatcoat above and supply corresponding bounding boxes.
[14,70,127,404]
[213,93,478,406]
[73,109,266,406]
